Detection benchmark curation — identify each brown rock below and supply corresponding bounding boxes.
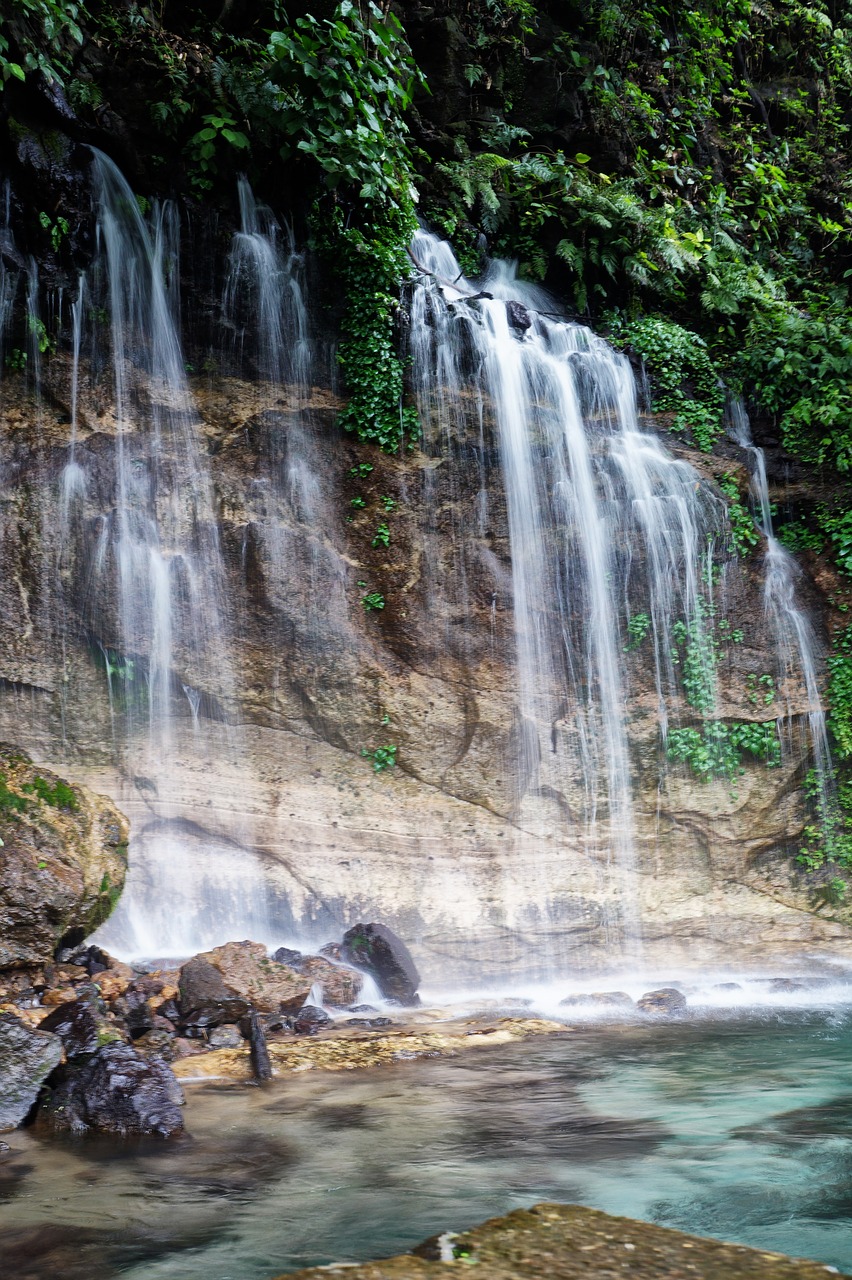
[180,940,310,1020]
[272,1202,852,1279]
[41,985,78,1007]
[93,963,134,1001]
[559,991,634,1008]
[637,987,687,1015]
[297,956,363,1007]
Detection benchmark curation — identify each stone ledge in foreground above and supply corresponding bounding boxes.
[271,1204,848,1280]
[170,1017,568,1080]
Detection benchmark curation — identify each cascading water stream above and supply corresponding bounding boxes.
[409,230,728,959]
[728,401,834,819]
[81,152,273,956]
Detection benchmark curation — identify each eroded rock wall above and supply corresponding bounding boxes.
[0,363,849,980]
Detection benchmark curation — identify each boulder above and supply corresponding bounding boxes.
[208,1024,243,1049]
[272,946,303,966]
[0,748,129,969]
[558,991,635,1008]
[0,1013,62,1131]
[295,956,364,1008]
[42,1043,184,1137]
[765,978,807,993]
[293,1005,332,1036]
[39,991,125,1058]
[505,299,532,332]
[179,940,310,1025]
[340,923,421,1005]
[178,956,250,1027]
[637,987,687,1015]
[134,1029,177,1061]
[93,963,135,1002]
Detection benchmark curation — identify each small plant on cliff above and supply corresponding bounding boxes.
[624,612,651,651]
[0,773,28,815]
[371,522,391,549]
[606,314,726,452]
[362,744,397,773]
[22,775,78,811]
[362,591,385,612]
[718,474,760,557]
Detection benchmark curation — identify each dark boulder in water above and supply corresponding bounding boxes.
[293,1005,332,1036]
[42,1042,184,1137]
[506,299,532,332]
[0,1013,62,1131]
[340,922,421,1006]
[39,989,125,1058]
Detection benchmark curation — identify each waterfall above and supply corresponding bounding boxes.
[728,401,834,824]
[0,164,840,976]
[409,230,728,959]
[78,152,272,956]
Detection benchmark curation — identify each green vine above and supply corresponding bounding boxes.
[606,314,726,452]
[718,473,761,557]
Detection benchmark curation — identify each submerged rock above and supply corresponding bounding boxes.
[0,1013,62,1131]
[42,1043,184,1137]
[637,987,687,1015]
[340,923,420,1006]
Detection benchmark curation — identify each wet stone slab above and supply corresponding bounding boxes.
[274,1203,850,1280]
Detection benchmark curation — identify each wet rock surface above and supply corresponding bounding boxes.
[274,1203,852,1279]
[38,989,125,1057]
[341,923,421,1005]
[0,748,129,969]
[170,1017,568,1081]
[0,1014,62,1131]
[637,988,687,1015]
[41,1042,184,1138]
[294,955,364,1007]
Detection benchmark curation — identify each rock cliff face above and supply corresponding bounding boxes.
[0,347,849,982]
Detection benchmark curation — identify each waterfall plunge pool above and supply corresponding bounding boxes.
[2,1009,852,1278]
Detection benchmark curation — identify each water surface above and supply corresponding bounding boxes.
[2,1012,852,1279]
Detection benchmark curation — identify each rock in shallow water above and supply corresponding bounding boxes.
[340,923,420,1006]
[41,1042,184,1137]
[558,991,634,1009]
[272,1202,851,1279]
[0,1013,62,1131]
[637,987,687,1015]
